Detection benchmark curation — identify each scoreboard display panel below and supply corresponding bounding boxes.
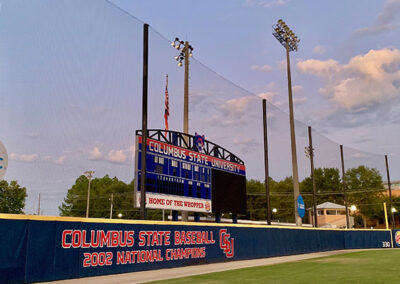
[134,131,246,214]
[211,169,247,214]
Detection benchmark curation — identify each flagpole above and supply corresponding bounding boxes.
[164,74,169,136]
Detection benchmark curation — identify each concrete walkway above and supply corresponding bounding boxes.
[44,249,366,284]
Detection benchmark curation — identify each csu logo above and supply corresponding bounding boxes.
[194,133,205,152]
[395,231,400,246]
[219,229,234,258]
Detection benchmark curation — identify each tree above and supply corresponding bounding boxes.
[301,168,343,205]
[246,179,267,220]
[345,166,384,223]
[246,177,297,223]
[0,180,27,214]
[270,177,296,223]
[59,175,162,220]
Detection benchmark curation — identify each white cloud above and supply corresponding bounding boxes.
[20,154,38,162]
[89,146,103,160]
[41,155,66,165]
[107,150,127,163]
[9,153,17,160]
[353,0,400,37]
[42,155,52,161]
[351,152,370,159]
[88,145,135,164]
[313,45,326,55]
[126,145,136,160]
[293,97,307,105]
[297,48,400,111]
[257,92,276,101]
[347,49,400,80]
[10,153,39,162]
[297,59,341,77]
[221,96,257,116]
[251,64,272,72]
[292,85,303,94]
[55,155,66,165]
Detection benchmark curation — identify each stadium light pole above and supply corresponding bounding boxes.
[172,37,194,139]
[172,37,193,222]
[84,170,94,218]
[272,19,302,226]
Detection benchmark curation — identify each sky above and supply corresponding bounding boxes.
[0,0,400,215]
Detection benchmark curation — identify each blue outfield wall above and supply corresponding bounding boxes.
[0,215,393,284]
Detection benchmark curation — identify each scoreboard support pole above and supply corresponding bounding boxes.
[172,211,179,221]
[232,214,238,224]
[215,213,221,223]
[140,23,149,220]
[194,212,200,222]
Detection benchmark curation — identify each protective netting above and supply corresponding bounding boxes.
[1,0,399,227]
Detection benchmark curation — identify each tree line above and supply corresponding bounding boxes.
[58,165,395,228]
[1,165,397,228]
[247,166,393,227]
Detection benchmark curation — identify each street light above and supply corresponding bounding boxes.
[392,207,397,213]
[118,213,123,218]
[273,19,301,226]
[84,170,95,218]
[172,38,193,68]
[272,208,278,213]
[172,37,194,222]
[350,205,357,212]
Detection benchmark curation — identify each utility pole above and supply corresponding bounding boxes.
[172,38,193,222]
[140,23,149,220]
[385,155,395,229]
[306,126,317,227]
[262,99,271,225]
[84,170,94,218]
[339,145,350,228]
[273,19,301,226]
[110,193,114,219]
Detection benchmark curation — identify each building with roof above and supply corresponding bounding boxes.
[383,181,400,197]
[308,202,354,228]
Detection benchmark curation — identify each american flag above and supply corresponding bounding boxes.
[164,74,169,136]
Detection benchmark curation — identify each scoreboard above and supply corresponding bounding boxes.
[134,130,246,214]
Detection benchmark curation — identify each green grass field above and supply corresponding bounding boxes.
[152,250,400,284]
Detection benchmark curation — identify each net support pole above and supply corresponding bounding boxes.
[262,99,271,225]
[340,145,350,229]
[385,155,395,229]
[308,126,318,228]
[140,23,149,220]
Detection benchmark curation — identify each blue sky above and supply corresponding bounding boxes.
[1,0,400,215]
